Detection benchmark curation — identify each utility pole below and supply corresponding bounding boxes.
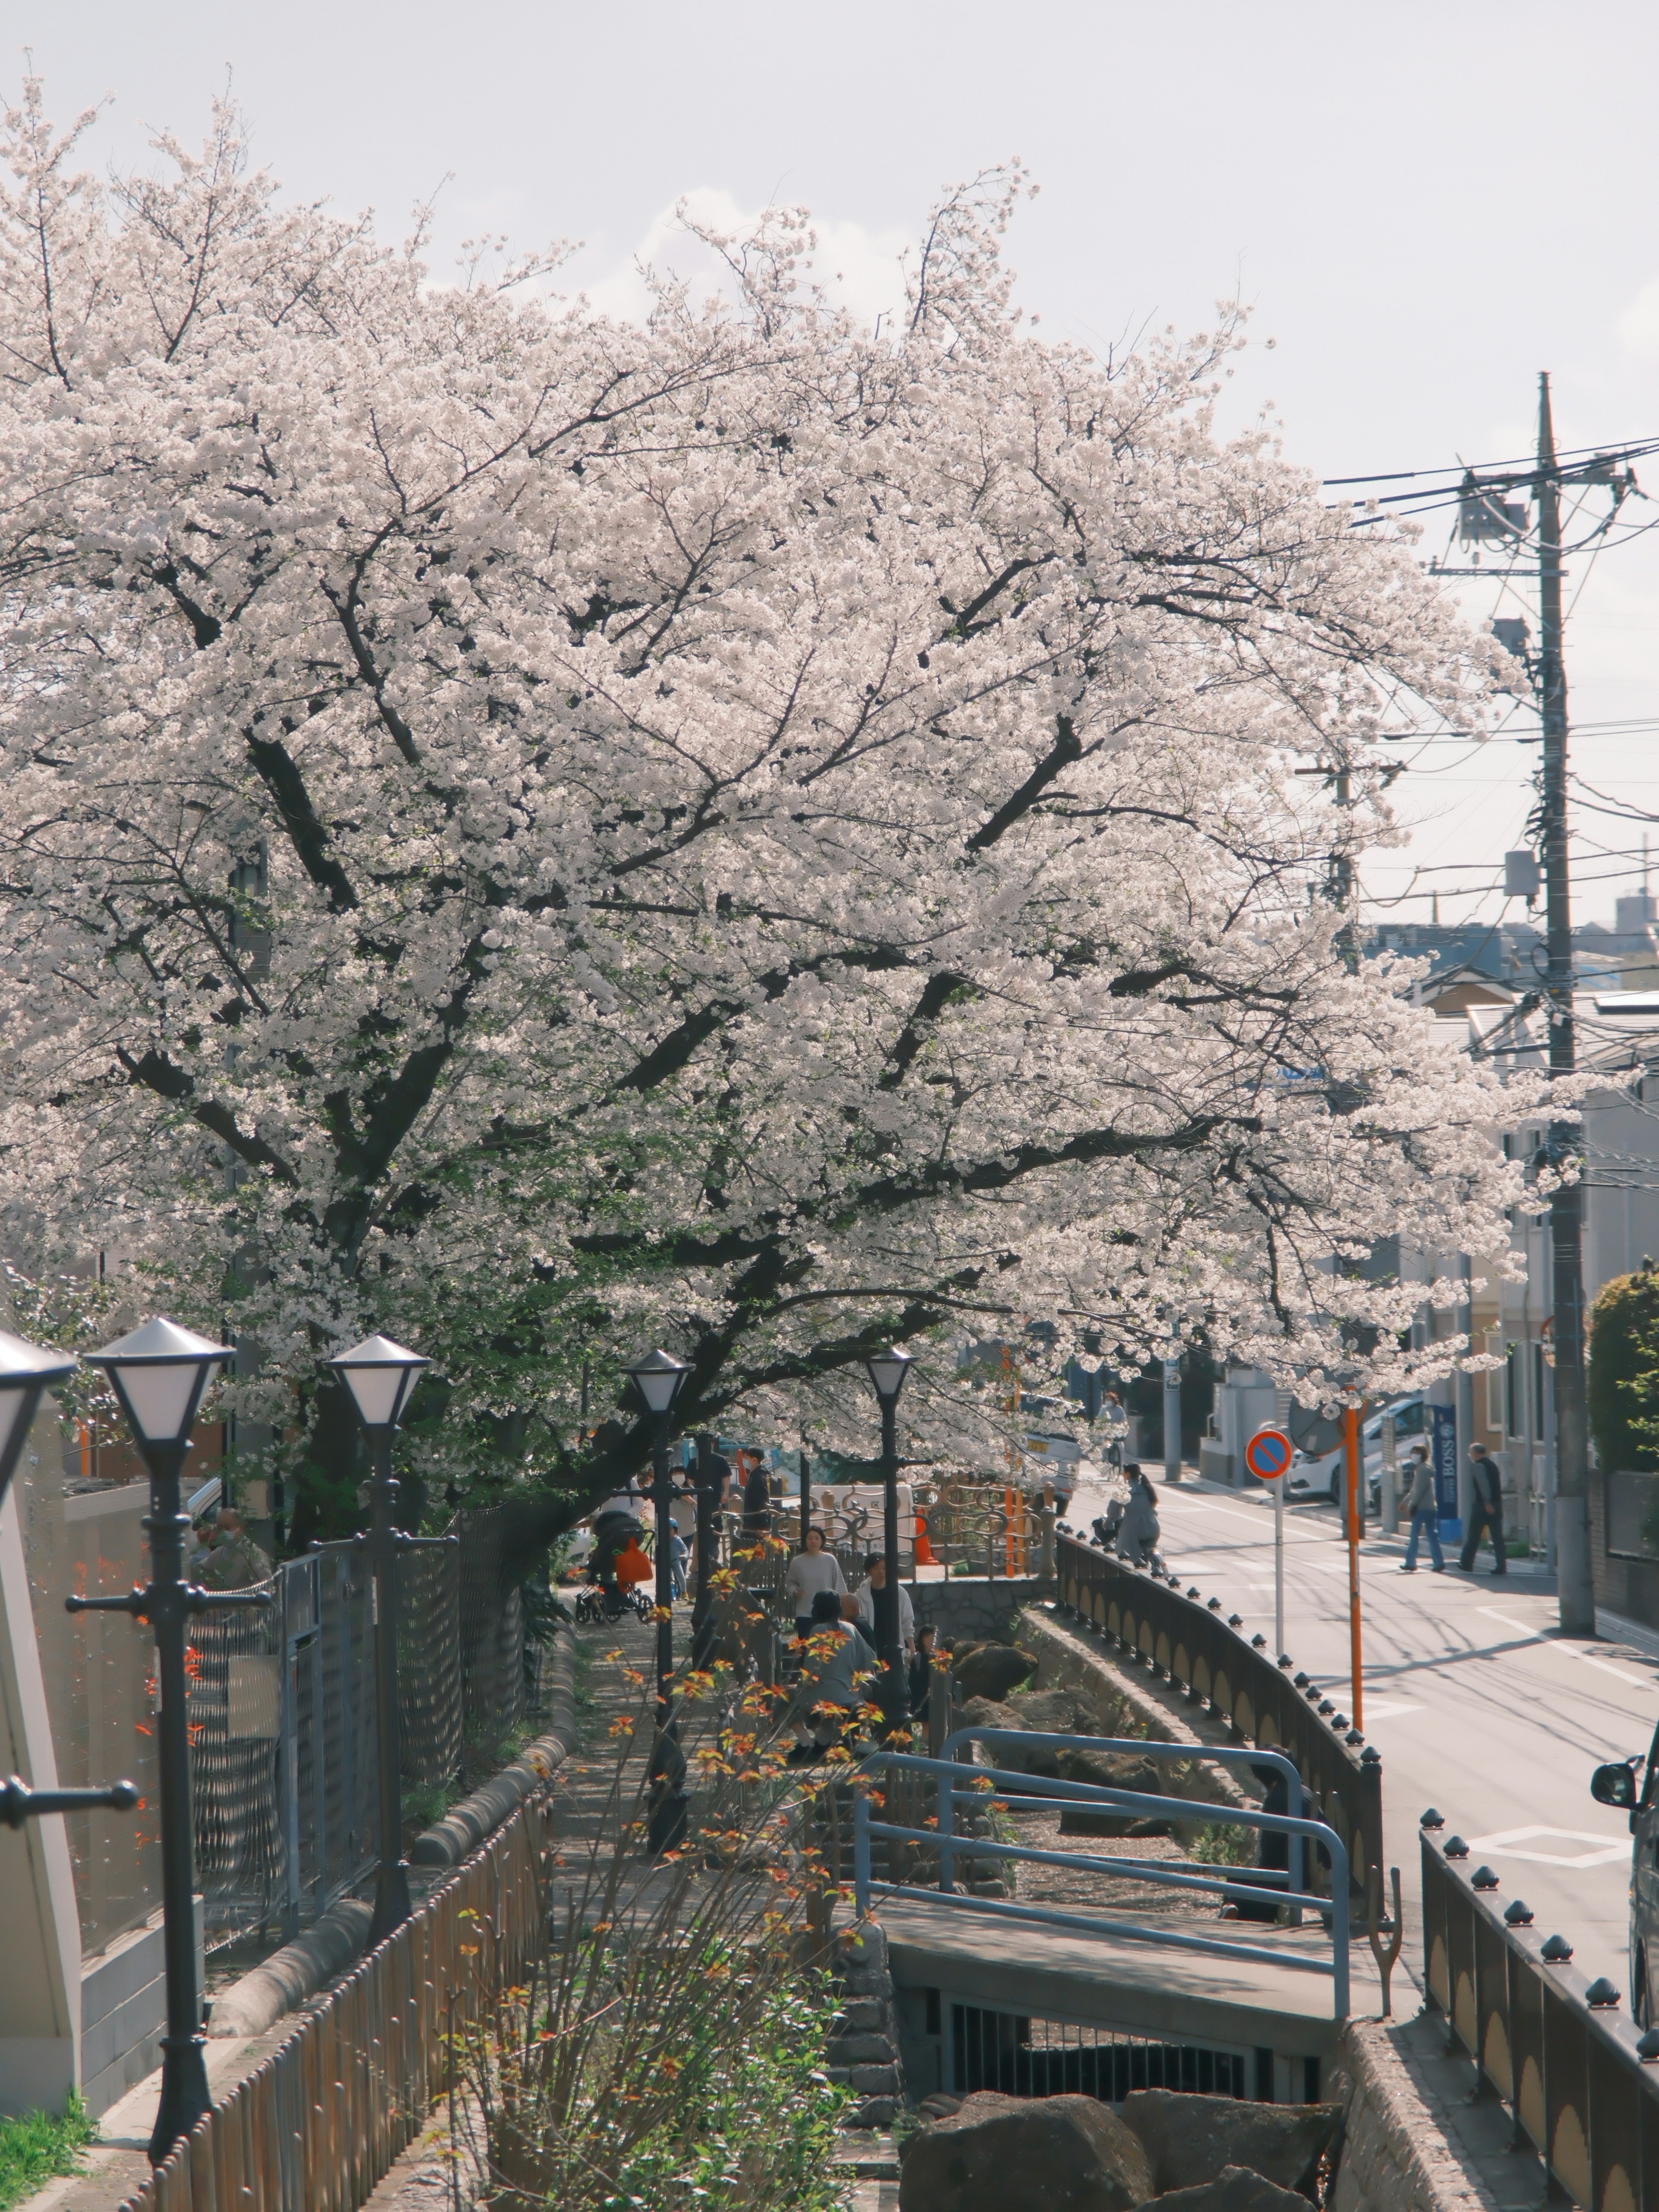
[1536,372,1593,1634]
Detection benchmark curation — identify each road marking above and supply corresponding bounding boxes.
[1479,1610,1650,1688]
[1464,1824,1630,1869]
[1356,1700,1424,1723]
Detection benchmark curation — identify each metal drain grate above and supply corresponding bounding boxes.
[951,2004,1249,2101]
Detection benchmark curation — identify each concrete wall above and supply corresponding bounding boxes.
[0,1466,82,2118]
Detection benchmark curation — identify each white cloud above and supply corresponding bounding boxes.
[1617,275,1659,359]
[580,187,911,334]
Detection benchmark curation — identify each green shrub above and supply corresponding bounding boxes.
[1589,1260,1659,1474]
[0,2096,96,2209]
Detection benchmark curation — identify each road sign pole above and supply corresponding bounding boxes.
[1345,1404,1363,1732]
[1244,1426,1294,1658]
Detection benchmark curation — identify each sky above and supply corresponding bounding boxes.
[7,0,1659,935]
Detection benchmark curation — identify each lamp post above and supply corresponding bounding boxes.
[863,1348,912,1735]
[76,1319,268,2165]
[0,1331,142,1827]
[325,1333,430,1945]
[690,1430,725,1674]
[624,1350,690,1853]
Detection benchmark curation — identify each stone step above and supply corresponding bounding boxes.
[831,2129,900,2180]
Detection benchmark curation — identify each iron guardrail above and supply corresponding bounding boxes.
[1056,1529,1382,1895]
[853,1744,1351,2020]
[941,1728,1309,1920]
[1421,1820,1659,2212]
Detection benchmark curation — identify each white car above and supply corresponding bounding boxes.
[1284,1397,1427,1503]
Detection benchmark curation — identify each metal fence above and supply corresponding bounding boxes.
[119,1789,551,2212]
[188,1509,534,1945]
[1056,1531,1382,1897]
[1421,1821,1659,2212]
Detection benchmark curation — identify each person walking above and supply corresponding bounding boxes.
[1460,1445,1507,1576]
[784,1525,846,1640]
[1101,1390,1127,1474]
[741,1453,772,1546]
[198,1506,273,1589]
[1117,1465,1161,1568]
[786,1589,880,1762]
[1400,1445,1445,1573]
[664,1516,690,1599]
[908,1623,940,1716]
[854,1551,915,1651]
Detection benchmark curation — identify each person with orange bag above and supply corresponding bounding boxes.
[613,1533,653,1593]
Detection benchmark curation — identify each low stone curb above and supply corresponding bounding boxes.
[1014,1604,1253,1812]
[207,1631,575,2040]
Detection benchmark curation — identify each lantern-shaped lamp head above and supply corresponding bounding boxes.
[864,1348,912,1406]
[87,1318,230,1452]
[327,1334,429,1436]
[0,1331,77,1506]
[625,1348,690,1420]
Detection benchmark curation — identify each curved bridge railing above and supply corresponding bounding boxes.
[1056,1529,1382,1896]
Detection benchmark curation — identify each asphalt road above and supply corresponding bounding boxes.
[1065,1469,1659,1999]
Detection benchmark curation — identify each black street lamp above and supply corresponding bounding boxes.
[624,1349,690,1853]
[0,1327,77,1506]
[690,1430,725,1675]
[0,1331,141,1831]
[326,1332,431,1945]
[75,1318,268,2166]
[863,1348,912,1734]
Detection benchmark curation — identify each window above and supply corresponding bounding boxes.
[1605,1471,1659,1561]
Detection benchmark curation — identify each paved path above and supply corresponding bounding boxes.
[1069,1470,1656,1998]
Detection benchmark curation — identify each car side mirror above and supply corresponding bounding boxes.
[1591,1760,1638,1811]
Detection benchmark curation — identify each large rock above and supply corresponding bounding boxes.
[899,2090,1152,2212]
[1052,1753,1177,1838]
[951,1642,1036,1702]
[957,1686,1100,1773]
[1133,2166,1313,2212]
[1119,2090,1344,2198]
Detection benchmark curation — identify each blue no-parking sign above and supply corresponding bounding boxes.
[1244,1427,1293,1481]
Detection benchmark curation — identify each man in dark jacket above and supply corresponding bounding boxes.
[1460,1445,1507,1576]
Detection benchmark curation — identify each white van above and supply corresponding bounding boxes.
[1284,1397,1427,1504]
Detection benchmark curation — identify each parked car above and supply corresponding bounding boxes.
[1591,1744,1659,2021]
[1284,1396,1426,1504]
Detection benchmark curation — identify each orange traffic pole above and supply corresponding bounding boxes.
[1345,1403,1363,1732]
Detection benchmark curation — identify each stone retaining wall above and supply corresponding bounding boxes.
[910,1575,1045,1646]
[1332,2021,1501,2212]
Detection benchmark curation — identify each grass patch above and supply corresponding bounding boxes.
[1191,1820,1257,1868]
[0,2096,96,2209]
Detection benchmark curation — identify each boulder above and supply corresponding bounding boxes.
[957,1686,1101,1775]
[1118,2090,1344,2199]
[898,2090,1153,2212]
[1132,2166,1312,2212]
[952,1642,1036,1702]
[1056,1753,1177,1838]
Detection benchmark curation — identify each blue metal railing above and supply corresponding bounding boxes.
[852,1741,1350,2020]
[940,1729,1309,1924]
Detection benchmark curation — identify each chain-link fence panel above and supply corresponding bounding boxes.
[397,1536,462,1792]
[458,1509,524,1753]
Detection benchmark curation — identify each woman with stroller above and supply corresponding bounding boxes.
[1116,1464,1161,1568]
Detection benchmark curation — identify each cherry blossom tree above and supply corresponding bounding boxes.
[0,85,1548,1538]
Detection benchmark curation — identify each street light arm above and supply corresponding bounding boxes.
[184,1587,273,1613]
[1,1776,142,1829]
[64,1588,148,1618]
[395,1532,460,1550]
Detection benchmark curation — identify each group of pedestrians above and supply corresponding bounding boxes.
[780,1530,939,1764]
[1399,1442,1507,1576]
